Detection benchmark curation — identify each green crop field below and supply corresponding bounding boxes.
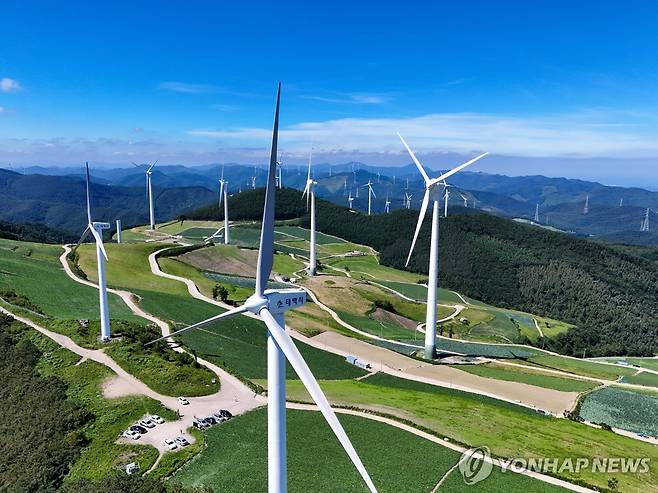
[325,255,425,283]
[179,227,219,241]
[285,373,658,492]
[0,239,140,322]
[275,225,346,245]
[621,371,658,388]
[172,407,567,493]
[579,387,658,436]
[455,363,598,392]
[596,357,658,372]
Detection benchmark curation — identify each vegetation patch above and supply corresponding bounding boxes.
[579,386,658,436]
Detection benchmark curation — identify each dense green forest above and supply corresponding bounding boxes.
[0,220,75,244]
[186,188,658,357]
[0,314,92,491]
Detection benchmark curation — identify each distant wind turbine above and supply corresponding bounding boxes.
[302,151,318,276]
[442,181,451,217]
[75,163,112,341]
[534,204,540,223]
[404,192,412,209]
[348,189,354,209]
[385,194,391,213]
[584,194,589,214]
[398,132,487,359]
[363,180,376,215]
[133,160,158,229]
[147,85,378,493]
[459,192,468,208]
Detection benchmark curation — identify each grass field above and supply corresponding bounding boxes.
[285,373,657,492]
[596,357,658,372]
[276,225,346,245]
[579,386,658,436]
[455,362,598,393]
[172,407,568,493]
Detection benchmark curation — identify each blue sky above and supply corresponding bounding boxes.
[2,1,658,186]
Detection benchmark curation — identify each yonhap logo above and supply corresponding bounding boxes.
[459,446,493,485]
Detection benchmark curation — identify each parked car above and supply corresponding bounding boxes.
[164,438,178,450]
[204,416,217,425]
[212,411,227,422]
[139,418,156,429]
[122,430,140,440]
[193,418,210,429]
[178,397,190,406]
[150,415,165,424]
[218,409,233,419]
[130,425,148,434]
[174,436,190,447]
[125,462,139,475]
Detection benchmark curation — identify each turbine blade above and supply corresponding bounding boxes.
[89,226,108,261]
[260,309,378,493]
[397,133,430,185]
[76,225,91,247]
[434,152,488,184]
[85,162,92,223]
[406,189,430,267]
[255,83,281,296]
[307,150,312,182]
[219,180,224,207]
[145,305,248,346]
[147,159,158,173]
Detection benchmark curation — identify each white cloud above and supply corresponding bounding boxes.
[301,92,391,105]
[158,81,217,94]
[0,78,22,93]
[187,111,658,159]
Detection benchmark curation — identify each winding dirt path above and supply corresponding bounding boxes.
[57,246,264,456]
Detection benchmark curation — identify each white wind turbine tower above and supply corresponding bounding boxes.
[148,84,378,493]
[219,167,230,244]
[76,163,112,341]
[459,192,468,208]
[442,181,451,217]
[398,133,487,359]
[302,151,318,276]
[385,194,391,213]
[534,204,540,223]
[252,166,258,189]
[348,189,354,209]
[133,160,158,229]
[404,192,412,209]
[363,179,376,215]
[641,208,651,232]
[584,194,590,214]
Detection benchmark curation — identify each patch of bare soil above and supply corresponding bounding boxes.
[181,247,258,277]
[371,308,418,330]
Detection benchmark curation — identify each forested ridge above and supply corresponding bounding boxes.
[185,188,658,357]
[0,220,75,244]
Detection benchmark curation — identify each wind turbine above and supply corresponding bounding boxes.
[363,180,376,215]
[133,160,158,229]
[147,85,377,493]
[641,208,651,232]
[301,151,317,276]
[76,163,112,341]
[404,192,412,209]
[219,168,230,244]
[442,181,451,217]
[584,194,590,214]
[252,166,258,189]
[534,204,540,223]
[385,194,391,213]
[348,189,354,209]
[459,192,468,208]
[398,133,487,359]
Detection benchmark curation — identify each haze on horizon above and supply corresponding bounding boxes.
[1,1,658,189]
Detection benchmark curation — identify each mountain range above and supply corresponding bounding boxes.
[2,164,658,244]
